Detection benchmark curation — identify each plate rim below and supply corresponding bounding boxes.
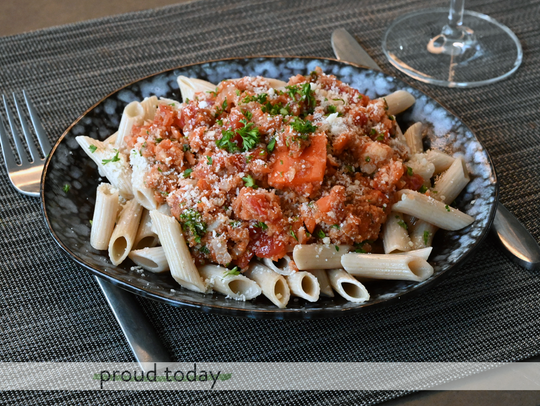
[40,55,499,319]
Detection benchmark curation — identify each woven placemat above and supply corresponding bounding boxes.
[1,0,539,404]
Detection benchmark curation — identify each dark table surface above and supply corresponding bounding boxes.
[1,0,540,405]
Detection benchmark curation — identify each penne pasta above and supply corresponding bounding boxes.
[327,269,370,303]
[293,244,350,270]
[383,90,416,116]
[286,271,320,302]
[262,255,294,276]
[407,154,435,186]
[149,210,208,293]
[115,101,145,152]
[244,262,290,308]
[76,136,133,199]
[410,221,437,249]
[129,150,159,210]
[403,122,423,155]
[391,247,433,261]
[133,209,159,250]
[426,150,455,174]
[383,213,412,253]
[392,190,474,230]
[341,253,434,282]
[432,156,470,204]
[90,183,120,250]
[177,76,216,101]
[108,199,143,265]
[307,269,334,297]
[128,246,169,273]
[198,265,262,301]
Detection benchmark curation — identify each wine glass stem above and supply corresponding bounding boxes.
[448,0,465,30]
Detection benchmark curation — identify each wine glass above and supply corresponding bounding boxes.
[382,0,523,87]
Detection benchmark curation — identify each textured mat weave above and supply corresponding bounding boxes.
[1,0,540,404]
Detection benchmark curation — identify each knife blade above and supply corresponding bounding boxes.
[331,28,540,271]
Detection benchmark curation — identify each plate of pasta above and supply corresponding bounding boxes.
[41,57,497,319]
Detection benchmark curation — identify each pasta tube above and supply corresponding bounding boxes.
[327,269,369,303]
[383,213,412,253]
[149,210,207,293]
[391,247,433,261]
[198,265,262,301]
[244,263,290,308]
[308,269,334,297]
[286,271,320,302]
[383,90,416,115]
[108,199,143,265]
[128,246,169,273]
[262,255,294,276]
[341,253,434,282]
[133,209,159,250]
[76,136,133,199]
[130,150,159,210]
[403,122,423,155]
[90,183,120,250]
[115,101,145,152]
[177,76,216,101]
[293,244,350,270]
[432,156,470,204]
[426,150,455,174]
[392,190,474,230]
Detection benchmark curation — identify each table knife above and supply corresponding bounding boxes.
[331,28,540,271]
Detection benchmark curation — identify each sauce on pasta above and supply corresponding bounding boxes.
[125,67,422,269]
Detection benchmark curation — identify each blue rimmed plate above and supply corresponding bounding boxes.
[41,57,497,319]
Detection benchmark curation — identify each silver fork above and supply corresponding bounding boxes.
[0,92,50,196]
[0,92,171,369]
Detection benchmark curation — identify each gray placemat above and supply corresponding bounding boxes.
[1,0,540,404]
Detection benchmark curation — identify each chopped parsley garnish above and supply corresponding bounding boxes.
[179,209,207,244]
[217,120,260,153]
[183,144,190,152]
[237,119,260,151]
[333,98,345,103]
[242,175,257,188]
[285,85,299,99]
[335,245,339,252]
[182,168,193,178]
[388,115,395,120]
[383,97,389,110]
[243,93,267,104]
[396,215,408,230]
[289,117,317,134]
[423,230,430,245]
[365,156,371,162]
[235,89,240,96]
[407,166,413,176]
[445,204,451,212]
[289,228,298,241]
[254,221,268,231]
[370,128,377,136]
[331,224,340,229]
[206,88,218,96]
[230,220,242,228]
[326,105,337,114]
[89,219,93,225]
[216,119,223,126]
[155,137,163,143]
[419,185,428,193]
[214,99,228,117]
[199,246,210,255]
[224,266,241,277]
[316,229,326,239]
[216,129,239,153]
[242,110,253,120]
[63,184,70,193]
[376,135,384,142]
[300,83,316,113]
[267,137,276,152]
[353,242,366,253]
[246,155,253,163]
[102,149,120,165]
[88,145,97,153]
[207,156,213,165]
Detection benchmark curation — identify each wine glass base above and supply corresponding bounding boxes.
[382,8,523,88]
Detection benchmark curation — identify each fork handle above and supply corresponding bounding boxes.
[95,276,172,369]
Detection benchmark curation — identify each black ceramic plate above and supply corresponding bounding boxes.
[41,57,497,319]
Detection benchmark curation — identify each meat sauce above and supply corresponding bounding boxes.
[126,67,419,269]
